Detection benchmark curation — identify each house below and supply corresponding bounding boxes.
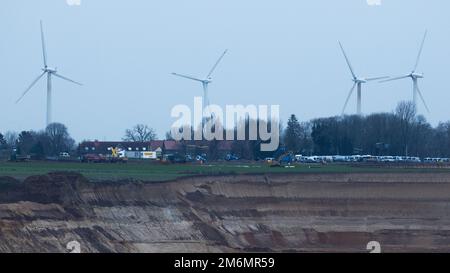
[78,140,164,159]
[163,140,185,155]
[78,139,234,160]
[217,140,234,158]
[167,140,234,159]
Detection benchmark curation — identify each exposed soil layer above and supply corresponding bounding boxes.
[1,172,450,253]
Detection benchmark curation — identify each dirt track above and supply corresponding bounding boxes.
[1,172,450,253]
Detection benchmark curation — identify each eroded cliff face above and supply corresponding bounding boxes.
[1,172,450,253]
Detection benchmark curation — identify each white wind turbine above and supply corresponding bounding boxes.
[16,21,83,127]
[172,50,228,110]
[339,41,388,115]
[380,31,430,113]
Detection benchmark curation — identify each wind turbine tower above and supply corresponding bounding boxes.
[172,50,228,110]
[339,41,388,116]
[380,31,430,113]
[16,21,83,127]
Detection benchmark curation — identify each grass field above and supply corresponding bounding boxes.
[1,161,450,182]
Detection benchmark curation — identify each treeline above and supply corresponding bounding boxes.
[0,123,159,160]
[1,101,449,160]
[0,123,75,159]
[284,101,450,157]
[191,101,450,159]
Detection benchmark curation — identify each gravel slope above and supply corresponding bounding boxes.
[1,172,450,253]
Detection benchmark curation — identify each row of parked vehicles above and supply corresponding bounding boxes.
[293,155,450,164]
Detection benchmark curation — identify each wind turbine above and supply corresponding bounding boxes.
[380,31,430,113]
[339,41,388,116]
[172,50,228,110]
[16,21,83,127]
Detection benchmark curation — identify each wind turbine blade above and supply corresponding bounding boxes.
[379,75,410,83]
[365,76,389,82]
[206,49,228,79]
[53,73,83,86]
[16,71,46,103]
[172,72,203,82]
[342,83,357,115]
[40,20,47,67]
[413,30,427,72]
[338,41,356,79]
[416,84,430,113]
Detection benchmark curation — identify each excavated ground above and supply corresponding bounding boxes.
[1,172,450,253]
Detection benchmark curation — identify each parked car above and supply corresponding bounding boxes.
[225,154,239,161]
[81,154,106,163]
[59,152,70,158]
[381,156,395,163]
[196,155,207,162]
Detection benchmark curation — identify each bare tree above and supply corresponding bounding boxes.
[165,131,174,140]
[3,131,18,148]
[396,101,417,124]
[123,124,157,142]
[45,123,75,156]
[0,133,6,149]
[395,101,417,156]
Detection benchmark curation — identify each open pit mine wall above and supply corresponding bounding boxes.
[1,172,450,253]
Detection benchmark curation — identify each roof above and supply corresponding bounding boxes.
[79,140,233,154]
[163,140,184,151]
[216,141,234,151]
[149,140,164,150]
[79,140,164,154]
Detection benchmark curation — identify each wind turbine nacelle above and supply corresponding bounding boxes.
[355,79,367,84]
[43,67,57,73]
[204,78,213,84]
[411,72,424,79]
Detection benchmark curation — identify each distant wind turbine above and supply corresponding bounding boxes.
[380,31,430,113]
[339,41,388,115]
[16,20,83,127]
[172,50,228,109]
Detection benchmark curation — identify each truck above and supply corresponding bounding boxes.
[269,152,295,167]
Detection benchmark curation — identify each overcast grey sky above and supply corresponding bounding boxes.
[0,0,449,141]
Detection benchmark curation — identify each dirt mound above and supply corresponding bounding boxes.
[1,172,450,252]
[0,176,19,190]
[22,172,89,205]
[0,176,19,184]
